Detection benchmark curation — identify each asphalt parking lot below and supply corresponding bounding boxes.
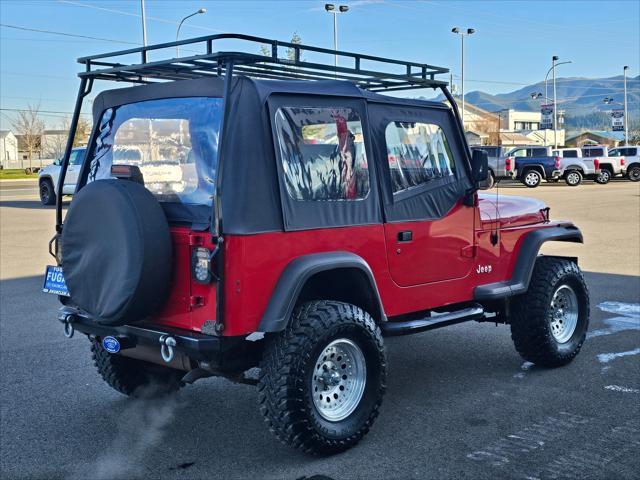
[1,179,639,480]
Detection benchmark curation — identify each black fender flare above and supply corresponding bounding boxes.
[257,251,386,332]
[474,223,583,301]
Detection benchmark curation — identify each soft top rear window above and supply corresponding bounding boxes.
[88,97,223,206]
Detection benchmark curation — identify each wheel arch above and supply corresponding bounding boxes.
[257,252,386,332]
[474,224,583,301]
[564,165,584,173]
[521,164,545,176]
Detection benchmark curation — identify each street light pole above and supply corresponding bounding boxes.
[543,60,571,146]
[451,27,475,130]
[552,56,558,148]
[624,65,629,145]
[176,8,207,56]
[325,4,349,69]
[140,0,148,46]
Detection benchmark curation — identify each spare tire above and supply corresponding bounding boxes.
[61,179,172,325]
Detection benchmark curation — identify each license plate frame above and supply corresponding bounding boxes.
[43,265,70,297]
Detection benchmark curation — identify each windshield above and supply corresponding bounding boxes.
[88,97,223,205]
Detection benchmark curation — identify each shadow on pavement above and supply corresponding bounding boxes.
[0,199,70,209]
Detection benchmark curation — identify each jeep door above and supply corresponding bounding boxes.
[369,103,475,286]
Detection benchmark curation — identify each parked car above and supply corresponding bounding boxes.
[38,147,86,205]
[609,146,639,181]
[44,34,589,455]
[470,145,512,187]
[551,147,600,186]
[581,145,625,184]
[506,152,563,187]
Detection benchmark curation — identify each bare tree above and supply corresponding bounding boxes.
[13,104,44,171]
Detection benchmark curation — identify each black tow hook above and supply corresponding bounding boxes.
[58,312,76,338]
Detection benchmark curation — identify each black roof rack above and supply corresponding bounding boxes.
[77,33,449,92]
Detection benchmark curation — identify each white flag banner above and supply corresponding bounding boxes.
[611,109,624,132]
[541,104,553,130]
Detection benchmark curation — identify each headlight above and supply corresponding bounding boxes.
[192,247,212,284]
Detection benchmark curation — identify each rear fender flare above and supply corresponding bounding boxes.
[474,224,583,300]
[257,251,385,332]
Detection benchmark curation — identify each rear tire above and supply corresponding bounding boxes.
[521,170,542,188]
[91,339,183,397]
[627,165,640,182]
[595,169,611,184]
[510,257,589,368]
[564,170,582,186]
[258,301,386,455]
[39,179,56,205]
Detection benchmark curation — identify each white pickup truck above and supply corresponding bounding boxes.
[552,147,599,186]
[583,146,626,184]
[609,146,639,181]
[38,147,86,205]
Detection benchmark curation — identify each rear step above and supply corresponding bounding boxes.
[381,305,485,337]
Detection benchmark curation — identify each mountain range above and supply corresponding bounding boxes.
[434,75,639,124]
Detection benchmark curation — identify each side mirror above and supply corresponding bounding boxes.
[54,158,62,166]
[471,149,489,188]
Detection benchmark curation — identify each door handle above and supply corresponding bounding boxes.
[397,230,413,242]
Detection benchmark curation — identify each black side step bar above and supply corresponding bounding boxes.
[381,305,485,337]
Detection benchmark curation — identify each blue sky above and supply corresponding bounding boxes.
[1,0,638,128]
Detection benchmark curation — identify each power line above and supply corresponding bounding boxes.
[0,23,138,45]
[57,0,225,33]
[0,108,91,116]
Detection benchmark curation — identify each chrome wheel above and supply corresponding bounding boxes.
[549,285,579,343]
[524,171,540,187]
[566,172,581,185]
[312,338,366,422]
[596,170,611,184]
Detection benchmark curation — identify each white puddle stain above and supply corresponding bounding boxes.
[604,385,640,394]
[597,347,640,364]
[588,302,640,339]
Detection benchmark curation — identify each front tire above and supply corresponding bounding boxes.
[91,339,183,397]
[39,179,56,205]
[521,170,542,188]
[510,257,590,368]
[564,170,583,186]
[258,301,386,455]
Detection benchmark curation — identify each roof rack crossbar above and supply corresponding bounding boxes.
[77,33,449,92]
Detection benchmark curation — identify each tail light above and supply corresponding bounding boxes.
[594,159,600,170]
[621,158,625,166]
[554,156,561,169]
[505,157,512,171]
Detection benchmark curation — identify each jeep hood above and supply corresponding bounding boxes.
[478,193,548,230]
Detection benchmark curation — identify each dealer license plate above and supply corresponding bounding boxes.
[43,265,70,296]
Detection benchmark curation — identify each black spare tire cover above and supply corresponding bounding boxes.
[61,179,172,325]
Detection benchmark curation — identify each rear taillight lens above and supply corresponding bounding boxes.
[505,157,512,171]
[554,156,561,169]
[594,159,600,170]
[192,247,213,284]
[621,158,625,166]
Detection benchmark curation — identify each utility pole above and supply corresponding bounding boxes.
[141,0,148,46]
[624,65,629,145]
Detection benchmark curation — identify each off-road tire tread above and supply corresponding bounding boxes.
[90,339,183,397]
[257,300,386,455]
[510,257,589,367]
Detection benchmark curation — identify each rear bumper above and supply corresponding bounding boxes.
[57,307,221,361]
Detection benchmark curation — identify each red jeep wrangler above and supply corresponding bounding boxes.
[45,35,589,454]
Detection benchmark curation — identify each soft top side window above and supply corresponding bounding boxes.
[384,121,455,194]
[274,106,370,201]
